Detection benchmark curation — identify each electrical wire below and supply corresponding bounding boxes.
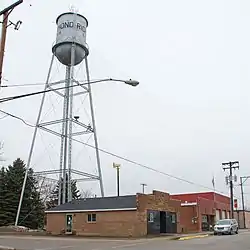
[0,114,8,120]
[0,78,114,104]
[1,78,102,88]
[1,83,46,87]
[0,110,35,127]
[0,108,238,198]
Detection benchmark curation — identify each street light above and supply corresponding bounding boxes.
[121,79,139,87]
[0,78,140,104]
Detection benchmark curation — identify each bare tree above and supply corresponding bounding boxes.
[80,189,95,198]
[0,142,4,162]
[36,176,57,205]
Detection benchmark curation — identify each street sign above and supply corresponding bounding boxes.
[234,199,238,209]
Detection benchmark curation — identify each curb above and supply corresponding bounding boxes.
[0,246,16,250]
[178,234,210,241]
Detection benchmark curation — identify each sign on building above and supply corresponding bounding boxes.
[234,199,238,209]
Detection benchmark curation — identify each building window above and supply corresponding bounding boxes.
[148,212,154,223]
[171,214,176,223]
[202,215,208,223]
[87,213,96,222]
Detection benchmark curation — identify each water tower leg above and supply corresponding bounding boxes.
[62,43,76,204]
[85,57,105,197]
[58,69,69,206]
[58,102,66,205]
[67,44,76,202]
[62,66,70,204]
[15,55,55,226]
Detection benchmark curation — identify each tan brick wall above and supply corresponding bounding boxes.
[47,213,65,235]
[47,210,138,237]
[136,190,182,233]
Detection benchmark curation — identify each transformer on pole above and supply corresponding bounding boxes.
[15,11,105,226]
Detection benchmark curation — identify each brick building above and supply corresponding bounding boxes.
[46,190,181,237]
[171,192,231,233]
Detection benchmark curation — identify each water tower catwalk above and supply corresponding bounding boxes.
[16,12,105,221]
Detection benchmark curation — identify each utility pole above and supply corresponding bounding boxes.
[0,0,23,85]
[222,161,239,219]
[113,163,121,196]
[240,176,250,229]
[141,183,147,194]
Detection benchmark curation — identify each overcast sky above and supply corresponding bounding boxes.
[1,0,250,207]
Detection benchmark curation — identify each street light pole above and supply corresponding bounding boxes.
[113,163,121,196]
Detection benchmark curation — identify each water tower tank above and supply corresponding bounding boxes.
[52,12,89,66]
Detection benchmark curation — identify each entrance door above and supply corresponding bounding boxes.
[166,212,177,233]
[215,210,220,222]
[160,211,167,233]
[66,214,73,233]
[201,215,209,231]
[147,210,160,234]
[222,210,226,219]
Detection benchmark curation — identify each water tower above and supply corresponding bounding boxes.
[16,11,105,220]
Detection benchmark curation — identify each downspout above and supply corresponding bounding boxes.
[196,198,201,232]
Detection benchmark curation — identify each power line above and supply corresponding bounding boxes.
[0,80,95,103]
[0,78,134,104]
[0,109,239,198]
[0,78,102,88]
[1,83,46,87]
[0,110,35,127]
[0,114,8,119]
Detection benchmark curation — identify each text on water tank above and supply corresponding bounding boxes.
[59,22,86,32]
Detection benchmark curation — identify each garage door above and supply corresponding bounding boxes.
[221,210,226,219]
[215,210,220,222]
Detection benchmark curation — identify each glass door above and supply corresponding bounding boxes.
[66,214,73,233]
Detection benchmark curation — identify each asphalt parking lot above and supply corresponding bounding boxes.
[0,231,250,250]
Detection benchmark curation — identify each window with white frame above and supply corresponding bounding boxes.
[87,213,96,222]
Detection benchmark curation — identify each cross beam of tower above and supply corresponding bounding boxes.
[15,11,104,226]
[222,161,239,219]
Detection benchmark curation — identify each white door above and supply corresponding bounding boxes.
[222,210,226,219]
[227,211,230,219]
[215,210,220,222]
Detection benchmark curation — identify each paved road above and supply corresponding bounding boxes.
[0,231,249,250]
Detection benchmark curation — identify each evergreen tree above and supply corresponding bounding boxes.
[47,173,81,209]
[0,158,45,229]
[0,167,8,225]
